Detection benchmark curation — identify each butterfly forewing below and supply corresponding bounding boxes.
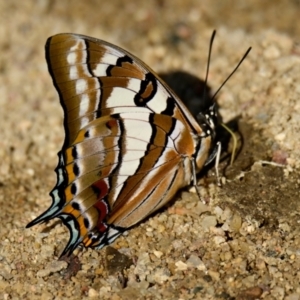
[27,33,213,255]
[47,34,203,144]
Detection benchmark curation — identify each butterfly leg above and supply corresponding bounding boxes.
[191,157,207,204]
[191,141,222,204]
[214,141,222,187]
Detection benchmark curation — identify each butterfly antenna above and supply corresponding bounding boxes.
[214,45,251,166]
[203,30,216,102]
[211,46,252,102]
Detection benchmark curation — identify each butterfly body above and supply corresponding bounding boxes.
[27,34,217,255]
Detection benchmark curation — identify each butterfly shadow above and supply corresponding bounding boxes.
[160,70,242,179]
[160,70,214,118]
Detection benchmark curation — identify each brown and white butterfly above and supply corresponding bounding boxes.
[27,32,249,256]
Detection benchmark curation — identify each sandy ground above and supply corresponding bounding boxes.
[0,1,300,299]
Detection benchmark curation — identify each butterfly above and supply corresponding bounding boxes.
[26,31,250,256]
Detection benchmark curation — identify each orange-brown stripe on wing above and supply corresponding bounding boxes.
[105,111,198,228]
[61,115,122,202]
[107,113,196,212]
[107,154,188,227]
[100,64,144,80]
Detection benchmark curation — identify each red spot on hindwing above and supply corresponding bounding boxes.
[92,179,109,200]
[106,119,118,130]
[92,179,110,233]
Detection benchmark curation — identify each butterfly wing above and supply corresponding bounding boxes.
[45,34,203,146]
[27,34,213,255]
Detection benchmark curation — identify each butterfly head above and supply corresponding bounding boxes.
[196,102,218,140]
[191,101,220,172]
